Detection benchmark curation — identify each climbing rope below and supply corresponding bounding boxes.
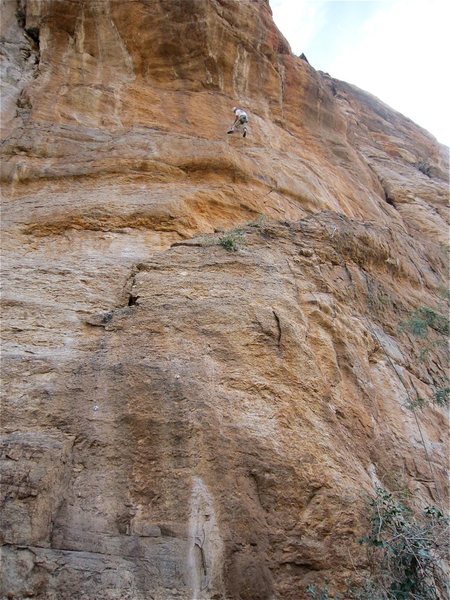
[364,317,445,507]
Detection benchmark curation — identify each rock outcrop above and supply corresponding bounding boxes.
[1,1,448,599]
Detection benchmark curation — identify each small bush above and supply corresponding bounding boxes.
[400,307,449,338]
[405,396,428,411]
[360,487,449,599]
[218,230,244,252]
[307,489,449,600]
[420,308,449,335]
[432,387,449,407]
[405,386,449,411]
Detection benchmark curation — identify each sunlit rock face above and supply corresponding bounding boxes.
[1,1,448,599]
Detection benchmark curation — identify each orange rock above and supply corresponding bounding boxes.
[1,1,448,599]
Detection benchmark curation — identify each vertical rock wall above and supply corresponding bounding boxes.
[1,1,448,598]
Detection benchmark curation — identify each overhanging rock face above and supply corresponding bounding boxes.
[1,1,448,599]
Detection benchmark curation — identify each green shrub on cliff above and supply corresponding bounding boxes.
[360,488,449,599]
[406,385,449,412]
[400,306,449,338]
[219,229,244,252]
[307,488,449,600]
[432,387,449,407]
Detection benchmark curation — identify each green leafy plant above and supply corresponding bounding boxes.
[405,397,428,412]
[360,487,449,599]
[218,229,244,252]
[400,307,449,339]
[432,387,449,407]
[399,305,448,373]
[405,385,449,412]
[307,490,449,600]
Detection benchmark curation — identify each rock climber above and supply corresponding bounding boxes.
[227,107,248,138]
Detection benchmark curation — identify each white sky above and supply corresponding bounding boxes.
[270,0,450,147]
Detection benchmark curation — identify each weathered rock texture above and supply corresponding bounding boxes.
[1,1,448,599]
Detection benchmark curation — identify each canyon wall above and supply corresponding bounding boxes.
[1,1,448,598]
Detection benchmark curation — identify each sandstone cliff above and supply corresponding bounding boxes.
[1,1,448,599]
